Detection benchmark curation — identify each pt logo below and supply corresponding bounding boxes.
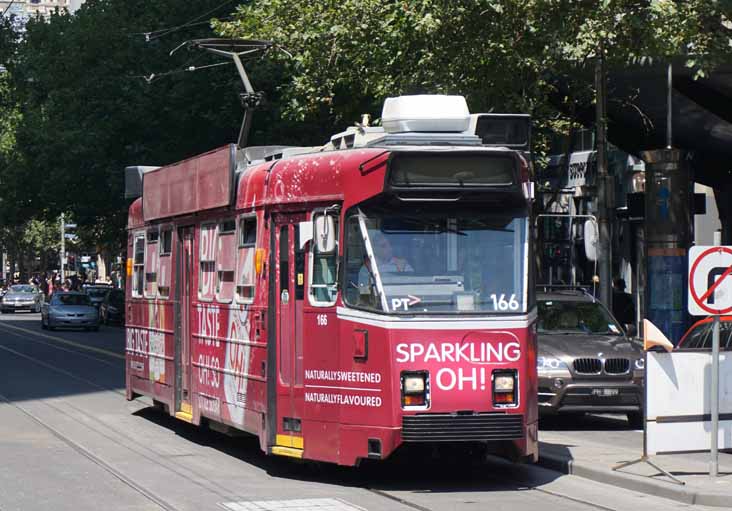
[391,295,421,311]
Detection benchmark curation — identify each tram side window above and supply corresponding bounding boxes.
[132,234,145,298]
[216,220,236,303]
[236,217,257,303]
[144,230,159,298]
[199,223,217,301]
[309,214,339,306]
[158,229,172,298]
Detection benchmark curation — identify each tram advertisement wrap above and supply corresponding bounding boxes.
[395,330,525,411]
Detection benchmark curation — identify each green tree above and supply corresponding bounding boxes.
[215,0,732,155]
[4,0,262,252]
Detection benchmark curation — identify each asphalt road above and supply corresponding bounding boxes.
[0,312,713,511]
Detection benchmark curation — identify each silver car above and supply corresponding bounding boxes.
[1,285,43,313]
[41,292,100,331]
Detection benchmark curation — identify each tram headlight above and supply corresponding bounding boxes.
[492,370,518,407]
[403,376,425,394]
[494,375,515,392]
[401,372,428,408]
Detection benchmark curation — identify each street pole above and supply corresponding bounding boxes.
[711,229,722,477]
[711,314,720,477]
[60,213,65,283]
[595,48,612,308]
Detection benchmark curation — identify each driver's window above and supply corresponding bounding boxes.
[344,216,382,311]
[308,213,339,307]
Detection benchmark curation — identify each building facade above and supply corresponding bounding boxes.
[0,0,84,19]
[537,128,723,341]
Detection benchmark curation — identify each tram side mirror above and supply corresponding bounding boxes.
[315,215,337,254]
[584,220,598,262]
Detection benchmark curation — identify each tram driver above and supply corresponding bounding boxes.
[357,231,413,304]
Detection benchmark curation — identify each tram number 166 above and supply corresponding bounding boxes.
[316,314,328,326]
[490,293,519,311]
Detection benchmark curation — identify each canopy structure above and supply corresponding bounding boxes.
[602,61,732,191]
[556,60,732,240]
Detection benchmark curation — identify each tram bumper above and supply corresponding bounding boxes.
[338,414,537,465]
[399,412,537,463]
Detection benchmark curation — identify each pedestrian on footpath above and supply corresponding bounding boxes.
[612,278,635,328]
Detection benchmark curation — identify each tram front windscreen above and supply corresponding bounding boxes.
[344,207,528,314]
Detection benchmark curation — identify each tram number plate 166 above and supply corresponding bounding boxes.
[592,388,618,397]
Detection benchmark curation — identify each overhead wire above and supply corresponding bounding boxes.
[140,0,236,42]
[130,18,232,41]
[136,60,233,84]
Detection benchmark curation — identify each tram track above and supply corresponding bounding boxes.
[0,328,252,505]
[0,390,179,511]
[363,473,621,511]
[0,318,632,511]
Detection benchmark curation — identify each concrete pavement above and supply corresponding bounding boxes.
[539,414,732,507]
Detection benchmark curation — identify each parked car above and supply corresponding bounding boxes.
[41,292,100,331]
[99,288,125,325]
[83,285,112,310]
[676,316,732,349]
[536,289,645,427]
[1,284,43,313]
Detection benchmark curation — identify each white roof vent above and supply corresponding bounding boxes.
[381,95,470,133]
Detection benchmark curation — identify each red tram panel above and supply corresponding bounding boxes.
[126,95,538,466]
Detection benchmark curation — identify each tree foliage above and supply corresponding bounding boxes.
[0,0,254,253]
[0,0,730,269]
[215,0,732,155]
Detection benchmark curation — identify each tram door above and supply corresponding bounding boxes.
[175,226,194,419]
[273,214,306,454]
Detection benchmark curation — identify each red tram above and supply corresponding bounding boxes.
[125,95,538,465]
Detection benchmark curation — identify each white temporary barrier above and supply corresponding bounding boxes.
[646,351,732,455]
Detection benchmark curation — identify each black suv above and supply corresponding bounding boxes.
[536,289,645,426]
[99,288,125,325]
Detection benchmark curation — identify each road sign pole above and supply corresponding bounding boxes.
[60,213,65,283]
[711,314,720,477]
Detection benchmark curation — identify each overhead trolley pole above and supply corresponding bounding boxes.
[171,39,273,149]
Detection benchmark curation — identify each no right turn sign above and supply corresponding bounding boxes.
[689,246,732,316]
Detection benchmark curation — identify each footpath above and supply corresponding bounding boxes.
[539,428,732,508]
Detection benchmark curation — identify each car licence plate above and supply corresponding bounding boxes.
[592,388,619,397]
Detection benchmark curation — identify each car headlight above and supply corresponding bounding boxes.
[634,358,645,370]
[537,356,570,375]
